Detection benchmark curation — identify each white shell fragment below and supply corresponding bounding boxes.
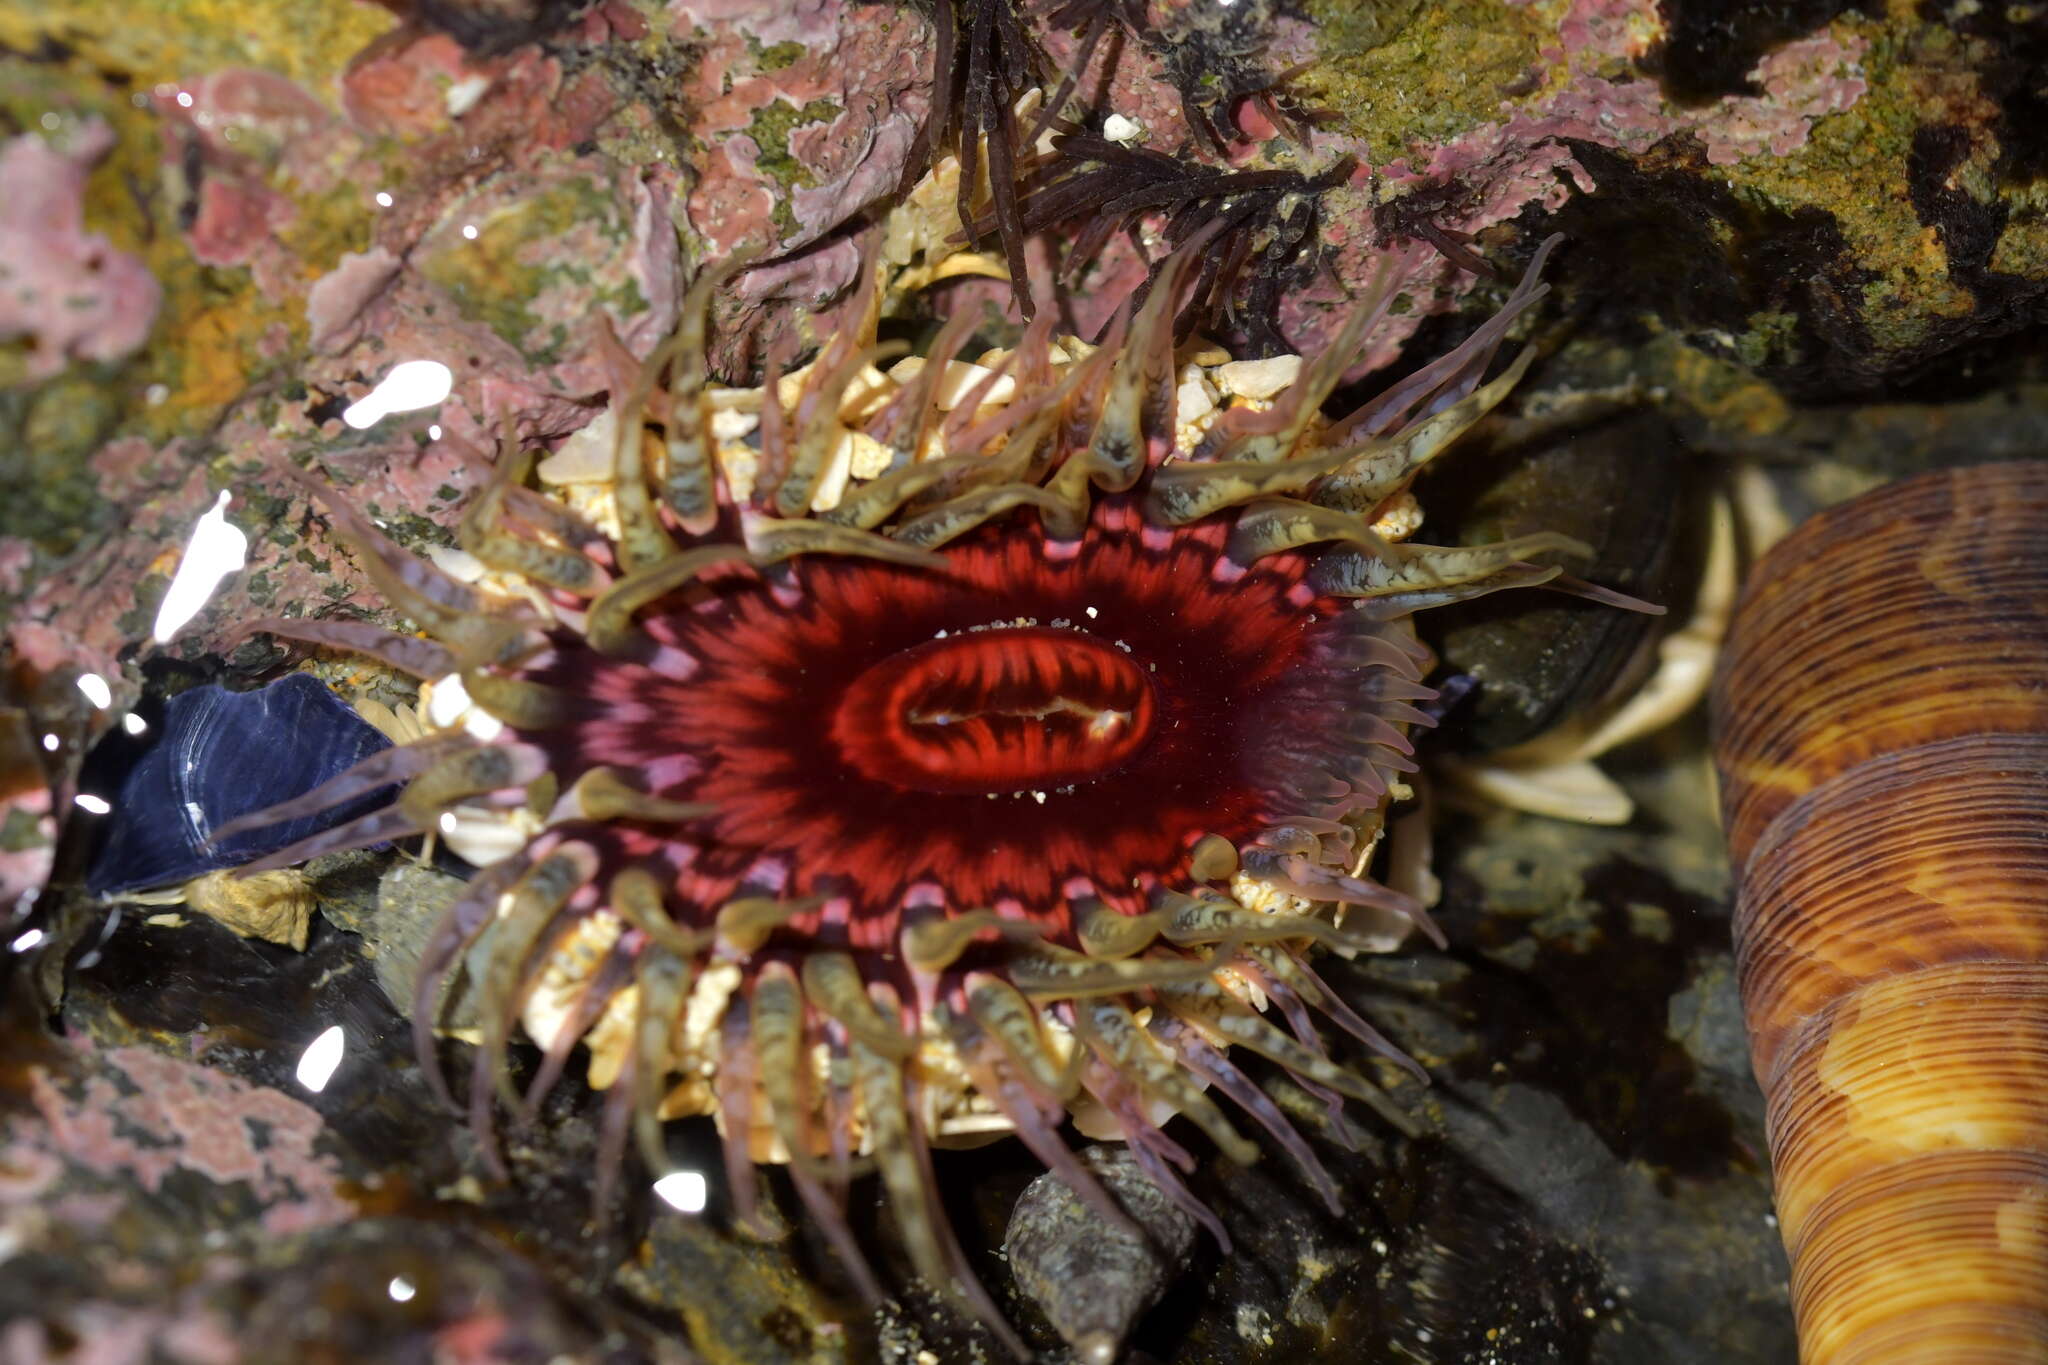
[536,409,619,485]
[1102,113,1145,145]
[1214,355,1303,400]
[887,356,1019,410]
[1175,365,1217,426]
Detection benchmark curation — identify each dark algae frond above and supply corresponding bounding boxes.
[928,0,1043,313]
[981,131,1351,354]
[927,0,1332,335]
[1148,0,1326,153]
[1027,0,1149,143]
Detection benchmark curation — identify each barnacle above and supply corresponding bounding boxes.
[982,131,1350,354]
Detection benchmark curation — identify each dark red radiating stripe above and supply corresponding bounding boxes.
[830,626,1156,793]
[522,497,1403,943]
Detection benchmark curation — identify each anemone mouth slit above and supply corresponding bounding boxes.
[830,624,1158,794]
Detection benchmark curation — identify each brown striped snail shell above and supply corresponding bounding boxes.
[1712,461,2048,1364]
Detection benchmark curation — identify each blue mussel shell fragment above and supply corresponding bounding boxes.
[87,673,395,896]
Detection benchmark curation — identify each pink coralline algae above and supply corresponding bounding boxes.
[8,20,701,694]
[4,433,229,673]
[340,25,621,155]
[1035,17,1199,158]
[307,21,686,447]
[177,12,660,378]
[1693,33,1872,166]
[0,1045,273,1365]
[304,246,404,354]
[0,1302,241,1365]
[1396,0,1865,195]
[667,0,933,258]
[20,1038,351,1237]
[157,69,344,285]
[0,121,161,379]
[1498,0,1868,169]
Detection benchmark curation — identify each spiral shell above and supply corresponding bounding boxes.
[1712,461,2048,1363]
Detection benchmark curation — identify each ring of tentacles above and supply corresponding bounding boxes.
[220,232,1601,1345]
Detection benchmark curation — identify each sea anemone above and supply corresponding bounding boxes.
[212,229,1613,1349]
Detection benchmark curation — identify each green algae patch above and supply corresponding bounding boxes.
[415,172,633,362]
[1991,211,2048,280]
[1730,310,1804,370]
[0,805,51,854]
[745,98,842,238]
[751,38,808,72]
[115,570,169,640]
[1297,0,1550,161]
[1713,17,1991,365]
[0,366,127,554]
[361,502,456,554]
[1638,8,2046,376]
[0,0,393,101]
[415,213,560,358]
